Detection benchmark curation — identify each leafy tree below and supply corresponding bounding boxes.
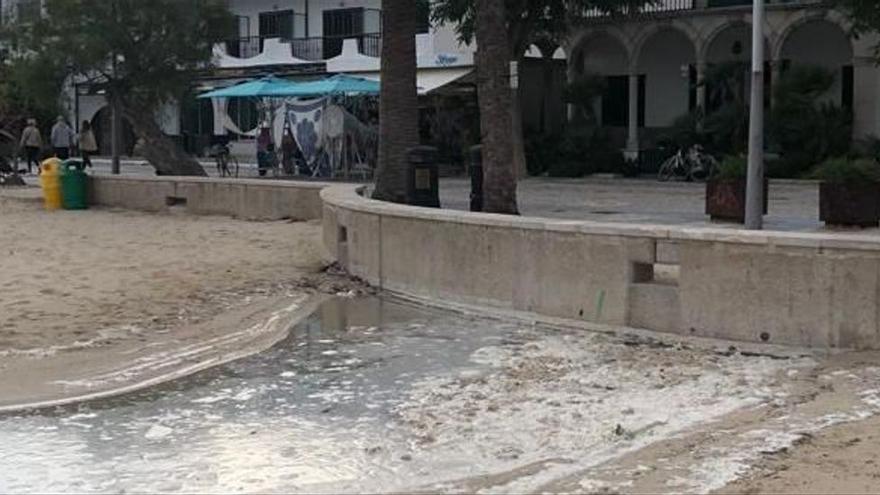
[373,0,420,204]
[3,0,233,176]
[835,0,880,40]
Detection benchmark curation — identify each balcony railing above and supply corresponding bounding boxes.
[291,33,381,61]
[223,34,382,62]
[582,0,824,21]
[225,36,262,59]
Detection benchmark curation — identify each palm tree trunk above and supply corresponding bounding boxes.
[475,0,519,215]
[372,0,419,204]
[511,77,528,179]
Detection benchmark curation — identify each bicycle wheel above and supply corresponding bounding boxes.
[658,156,680,182]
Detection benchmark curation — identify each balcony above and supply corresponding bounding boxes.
[291,33,381,61]
[581,0,825,21]
[223,33,382,62]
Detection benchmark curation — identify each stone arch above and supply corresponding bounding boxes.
[772,10,853,61]
[701,20,771,64]
[568,27,632,74]
[635,26,698,128]
[632,21,699,70]
[568,29,632,78]
[552,46,567,60]
[775,17,854,106]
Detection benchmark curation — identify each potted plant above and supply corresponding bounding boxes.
[706,155,768,223]
[811,158,880,228]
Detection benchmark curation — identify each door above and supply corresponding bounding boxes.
[323,8,365,59]
[259,10,294,51]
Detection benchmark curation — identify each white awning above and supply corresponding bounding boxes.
[418,68,474,94]
[358,67,474,95]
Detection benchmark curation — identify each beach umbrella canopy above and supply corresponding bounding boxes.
[264,74,380,98]
[197,76,302,99]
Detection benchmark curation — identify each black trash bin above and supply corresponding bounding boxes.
[407,146,441,208]
[468,145,483,212]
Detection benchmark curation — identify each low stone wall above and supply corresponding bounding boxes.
[89,176,329,221]
[323,184,880,350]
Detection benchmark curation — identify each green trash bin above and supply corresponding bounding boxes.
[60,160,89,210]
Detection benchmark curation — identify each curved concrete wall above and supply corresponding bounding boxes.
[323,184,880,350]
[89,176,330,221]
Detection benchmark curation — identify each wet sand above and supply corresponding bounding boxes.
[0,189,329,409]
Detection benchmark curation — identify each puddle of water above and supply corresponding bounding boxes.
[0,297,534,493]
[0,296,818,494]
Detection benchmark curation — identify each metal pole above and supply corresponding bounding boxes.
[745,0,765,230]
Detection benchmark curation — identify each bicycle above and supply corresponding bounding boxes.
[658,145,717,182]
[214,143,239,178]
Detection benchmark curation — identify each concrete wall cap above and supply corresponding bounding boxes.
[322,184,880,253]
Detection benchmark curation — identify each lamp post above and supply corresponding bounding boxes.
[745,0,765,230]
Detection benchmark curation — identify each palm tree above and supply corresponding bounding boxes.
[475,0,519,214]
[372,0,419,204]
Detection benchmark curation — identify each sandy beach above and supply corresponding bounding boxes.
[0,188,334,409]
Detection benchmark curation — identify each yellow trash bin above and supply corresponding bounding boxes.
[40,158,63,211]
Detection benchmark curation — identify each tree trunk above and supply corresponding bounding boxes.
[475,0,519,215]
[372,0,419,204]
[113,94,206,176]
[511,79,528,179]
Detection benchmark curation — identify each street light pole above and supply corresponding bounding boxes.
[745,0,765,230]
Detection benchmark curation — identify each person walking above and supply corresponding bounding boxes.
[256,125,275,177]
[78,120,98,169]
[50,116,74,160]
[19,119,42,175]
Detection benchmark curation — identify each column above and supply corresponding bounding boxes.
[852,57,879,138]
[626,72,639,157]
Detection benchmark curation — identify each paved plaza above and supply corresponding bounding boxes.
[12,160,865,234]
[440,177,837,233]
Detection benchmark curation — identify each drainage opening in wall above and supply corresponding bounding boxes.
[632,262,680,286]
[337,226,350,267]
[166,197,188,207]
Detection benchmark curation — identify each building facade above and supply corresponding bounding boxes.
[564,0,880,154]
[5,0,879,161]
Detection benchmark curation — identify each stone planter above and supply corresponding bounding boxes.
[705,179,768,223]
[820,182,880,228]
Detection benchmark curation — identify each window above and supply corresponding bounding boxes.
[323,8,373,59]
[416,0,430,34]
[259,10,294,41]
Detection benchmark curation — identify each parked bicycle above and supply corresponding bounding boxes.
[214,143,239,178]
[658,145,717,182]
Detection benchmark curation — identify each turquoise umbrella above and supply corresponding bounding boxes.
[197,76,302,99]
[264,74,380,98]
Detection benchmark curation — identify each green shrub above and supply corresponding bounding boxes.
[853,135,880,162]
[714,155,748,180]
[525,131,563,176]
[770,65,853,177]
[809,157,880,184]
